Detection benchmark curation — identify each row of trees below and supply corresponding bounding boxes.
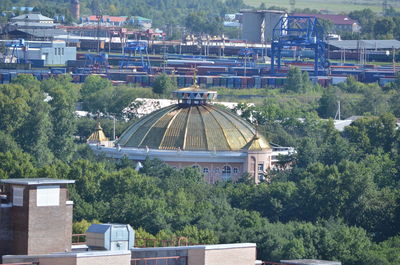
[1,74,400,263]
[346,8,400,39]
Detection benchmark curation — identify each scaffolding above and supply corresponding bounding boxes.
[270,16,329,75]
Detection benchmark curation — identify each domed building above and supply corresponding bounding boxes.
[89,84,291,183]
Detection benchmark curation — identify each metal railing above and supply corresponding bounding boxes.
[131,256,187,265]
[71,233,86,245]
[135,237,189,248]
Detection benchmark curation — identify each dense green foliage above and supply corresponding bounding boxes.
[0,0,246,35]
[345,8,400,39]
[152,73,177,95]
[1,74,400,264]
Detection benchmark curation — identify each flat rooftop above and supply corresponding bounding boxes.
[280,260,341,265]
[0,178,75,186]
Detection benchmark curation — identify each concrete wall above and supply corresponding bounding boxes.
[242,12,263,43]
[76,254,131,265]
[131,243,256,265]
[263,12,284,42]
[27,185,72,254]
[204,246,256,265]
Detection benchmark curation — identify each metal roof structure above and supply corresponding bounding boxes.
[87,122,109,143]
[11,13,54,22]
[0,178,75,185]
[11,28,67,38]
[117,103,269,151]
[328,40,400,50]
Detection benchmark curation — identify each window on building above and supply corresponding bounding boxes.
[233,168,239,174]
[62,48,64,55]
[203,168,209,174]
[222,166,232,180]
[214,167,220,173]
[258,173,265,181]
[258,163,264,171]
[222,166,231,174]
[192,165,200,171]
[55,48,57,55]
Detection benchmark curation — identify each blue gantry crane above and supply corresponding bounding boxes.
[84,52,109,74]
[120,41,151,73]
[270,16,329,75]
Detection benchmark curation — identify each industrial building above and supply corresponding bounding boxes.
[3,13,68,41]
[4,40,76,66]
[9,13,56,27]
[89,84,293,183]
[240,9,287,43]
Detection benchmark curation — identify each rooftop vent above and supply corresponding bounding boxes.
[86,223,135,251]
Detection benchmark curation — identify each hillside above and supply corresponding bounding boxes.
[244,0,400,13]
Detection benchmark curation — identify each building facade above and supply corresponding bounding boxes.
[8,40,76,66]
[240,9,287,43]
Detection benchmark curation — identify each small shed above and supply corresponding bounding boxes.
[86,223,135,251]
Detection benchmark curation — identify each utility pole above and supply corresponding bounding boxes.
[96,10,102,54]
[383,0,388,15]
[392,46,396,74]
[335,100,341,120]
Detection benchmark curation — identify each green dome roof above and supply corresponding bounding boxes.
[117,104,270,151]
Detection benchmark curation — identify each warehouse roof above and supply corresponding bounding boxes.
[14,28,67,38]
[328,40,400,50]
[11,13,54,22]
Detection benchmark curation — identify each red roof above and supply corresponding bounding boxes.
[87,15,128,23]
[293,13,358,25]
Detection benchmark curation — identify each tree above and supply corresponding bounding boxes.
[284,66,303,93]
[81,75,112,100]
[12,74,54,165]
[317,86,340,118]
[42,76,79,161]
[374,18,395,39]
[152,73,176,95]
